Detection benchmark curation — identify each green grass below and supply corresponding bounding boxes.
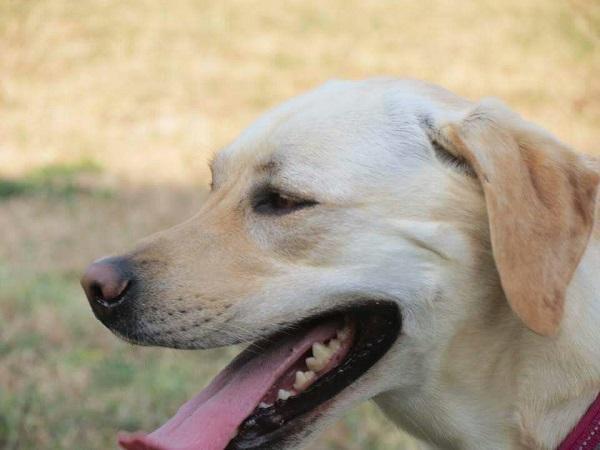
[0,267,232,449]
[0,159,111,200]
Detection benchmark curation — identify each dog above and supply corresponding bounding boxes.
[81,79,599,450]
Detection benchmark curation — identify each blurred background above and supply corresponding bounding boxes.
[0,1,598,448]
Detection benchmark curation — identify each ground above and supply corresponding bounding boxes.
[0,0,598,448]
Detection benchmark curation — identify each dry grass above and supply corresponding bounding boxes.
[0,0,598,448]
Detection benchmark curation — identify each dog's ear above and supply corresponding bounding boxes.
[434,99,598,336]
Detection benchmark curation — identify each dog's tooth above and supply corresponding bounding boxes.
[304,370,315,385]
[278,389,292,401]
[294,371,307,389]
[312,342,332,361]
[293,371,306,391]
[328,338,341,352]
[258,402,272,409]
[293,370,315,391]
[306,356,324,372]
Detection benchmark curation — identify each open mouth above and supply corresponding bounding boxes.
[118,301,401,450]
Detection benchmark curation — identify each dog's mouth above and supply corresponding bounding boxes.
[118,301,401,450]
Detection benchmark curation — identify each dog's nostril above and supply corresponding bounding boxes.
[81,258,132,308]
[90,281,103,300]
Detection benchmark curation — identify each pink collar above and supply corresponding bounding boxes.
[558,392,600,450]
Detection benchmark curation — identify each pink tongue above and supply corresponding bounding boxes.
[118,320,339,450]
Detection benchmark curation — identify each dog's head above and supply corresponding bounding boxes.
[81,79,598,450]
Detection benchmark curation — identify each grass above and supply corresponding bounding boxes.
[0,0,598,448]
[0,158,110,200]
[0,268,232,449]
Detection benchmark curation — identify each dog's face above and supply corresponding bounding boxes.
[82,79,598,450]
[102,80,482,345]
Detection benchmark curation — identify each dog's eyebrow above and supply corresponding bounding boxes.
[256,159,280,176]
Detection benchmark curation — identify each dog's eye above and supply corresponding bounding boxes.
[253,190,317,215]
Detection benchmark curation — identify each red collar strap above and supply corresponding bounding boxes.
[558,392,600,450]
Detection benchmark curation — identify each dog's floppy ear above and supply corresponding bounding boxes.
[434,99,598,335]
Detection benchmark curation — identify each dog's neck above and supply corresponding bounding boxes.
[377,219,600,450]
[515,229,600,450]
[376,302,526,449]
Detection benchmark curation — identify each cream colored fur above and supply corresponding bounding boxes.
[117,79,599,449]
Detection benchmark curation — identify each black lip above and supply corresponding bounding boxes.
[226,301,401,450]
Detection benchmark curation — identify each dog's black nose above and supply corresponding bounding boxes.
[81,257,131,308]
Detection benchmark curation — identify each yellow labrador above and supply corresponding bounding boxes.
[81,79,599,450]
